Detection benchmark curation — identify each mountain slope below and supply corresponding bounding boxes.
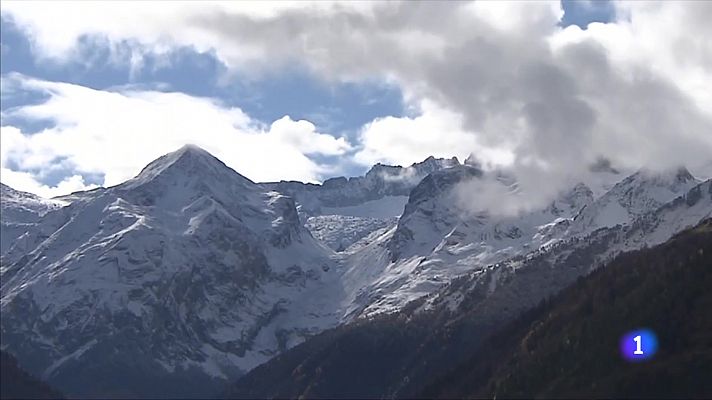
[226,183,711,399]
[268,156,458,253]
[295,166,701,327]
[263,156,460,216]
[0,183,63,255]
[305,215,396,251]
[422,218,712,399]
[0,145,334,398]
[566,167,699,236]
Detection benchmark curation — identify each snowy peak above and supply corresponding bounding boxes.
[408,155,460,174]
[263,155,460,215]
[129,144,253,188]
[0,147,334,397]
[402,164,483,217]
[366,155,461,184]
[571,166,700,234]
[621,178,712,248]
[114,145,258,211]
[605,166,698,210]
[1,183,60,210]
[623,166,696,190]
[1,183,64,255]
[388,165,484,261]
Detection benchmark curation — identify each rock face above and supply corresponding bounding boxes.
[263,156,460,216]
[274,155,459,252]
[0,145,333,398]
[568,167,699,234]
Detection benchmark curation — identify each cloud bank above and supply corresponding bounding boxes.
[1,1,711,205]
[1,73,350,197]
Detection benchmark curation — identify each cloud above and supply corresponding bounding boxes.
[0,73,352,196]
[353,99,513,168]
[2,1,711,211]
[269,116,351,156]
[0,167,96,199]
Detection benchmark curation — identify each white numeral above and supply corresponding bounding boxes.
[633,335,644,354]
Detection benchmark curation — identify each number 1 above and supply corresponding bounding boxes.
[633,335,644,354]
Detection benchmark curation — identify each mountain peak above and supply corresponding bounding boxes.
[674,166,695,183]
[165,144,218,167]
[0,182,52,204]
[175,143,210,156]
[130,145,253,186]
[114,145,256,208]
[627,166,697,188]
[589,157,621,174]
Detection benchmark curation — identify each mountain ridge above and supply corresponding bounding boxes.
[226,217,712,399]
[1,146,710,398]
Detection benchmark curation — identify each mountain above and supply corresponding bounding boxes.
[0,183,63,255]
[225,182,711,399]
[266,156,459,252]
[566,167,699,235]
[0,145,334,398]
[1,350,63,399]
[263,155,460,216]
[422,218,712,399]
[2,145,709,398]
[330,163,640,319]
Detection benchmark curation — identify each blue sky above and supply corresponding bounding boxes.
[1,11,408,185]
[560,0,615,28]
[1,1,610,127]
[3,1,709,198]
[0,18,405,137]
[0,1,612,189]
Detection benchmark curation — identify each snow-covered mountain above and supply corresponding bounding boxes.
[263,155,460,216]
[332,166,593,318]
[0,184,63,255]
[421,178,712,326]
[327,164,703,319]
[566,167,699,235]
[1,145,709,398]
[0,145,334,398]
[272,156,457,252]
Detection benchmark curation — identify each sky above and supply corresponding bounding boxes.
[1,1,711,200]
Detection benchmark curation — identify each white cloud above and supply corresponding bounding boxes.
[551,1,712,121]
[2,1,711,209]
[0,73,352,196]
[0,1,378,70]
[269,116,351,156]
[353,99,513,168]
[0,167,96,199]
